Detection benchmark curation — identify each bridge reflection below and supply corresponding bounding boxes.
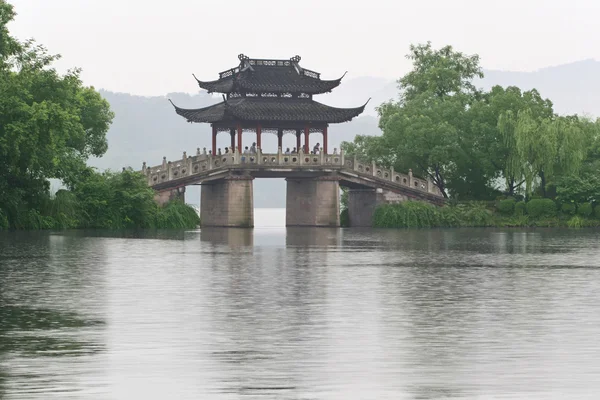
[198,227,344,249]
[200,228,255,247]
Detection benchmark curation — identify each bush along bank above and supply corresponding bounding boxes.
[368,199,600,229]
[0,169,200,231]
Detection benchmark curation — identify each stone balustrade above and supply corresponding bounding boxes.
[141,148,443,197]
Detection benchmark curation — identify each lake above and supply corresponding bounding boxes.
[1,209,600,399]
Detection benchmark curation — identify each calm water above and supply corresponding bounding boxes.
[1,209,600,399]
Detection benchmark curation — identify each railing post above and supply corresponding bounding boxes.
[208,154,213,170]
[408,169,413,187]
[427,176,434,193]
[320,148,324,164]
[182,151,187,164]
[142,162,147,174]
[353,155,358,171]
[372,161,377,176]
[299,148,304,165]
[162,156,167,169]
[278,147,283,164]
[390,166,394,181]
[340,149,345,166]
[167,161,172,180]
[257,148,262,165]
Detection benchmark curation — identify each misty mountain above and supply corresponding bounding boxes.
[480,59,600,116]
[91,59,600,207]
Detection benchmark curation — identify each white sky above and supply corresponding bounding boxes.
[8,0,600,96]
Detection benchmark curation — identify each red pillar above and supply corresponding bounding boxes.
[296,130,301,152]
[256,124,262,150]
[211,125,217,155]
[304,126,309,153]
[323,126,328,154]
[230,128,235,152]
[277,129,283,151]
[237,124,242,153]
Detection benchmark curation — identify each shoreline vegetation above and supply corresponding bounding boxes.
[340,199,600,229]
[0,168,200,231]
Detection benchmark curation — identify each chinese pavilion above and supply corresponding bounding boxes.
[169,54,368,155]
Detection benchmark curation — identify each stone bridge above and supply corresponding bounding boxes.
[141,149,445,227]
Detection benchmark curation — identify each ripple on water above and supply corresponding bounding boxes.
[1,227,600,399]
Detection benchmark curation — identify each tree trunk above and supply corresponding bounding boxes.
[434,165,449,198]
[507,177,515,197]
[539,170,547,197]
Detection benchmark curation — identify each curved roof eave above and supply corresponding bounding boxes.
[168,99,227,123]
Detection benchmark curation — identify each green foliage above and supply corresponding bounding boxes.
[577,202,593,217]
[347,43,491,199]
[399,42,483,102]
[373,201,494,228]
[460,202,494,226]
[514,201,526,216]
[73,168,161,230]
[560,202,576,216]
[595,205,600,219]
[370,198,600,229]
[105,169,157,229]
[340,187,348,211]
[555,173,600,204]
[155,200,200,229]
[567,215,585,229]
[340,209,349,227]
[496,198,516,215]
[0,165,199,230]
[0,208,7,230]
[0,1,114,229]
[438,206,462,227]
[373,202,439,228]
[345,41,599,202]
[526,199,557,218]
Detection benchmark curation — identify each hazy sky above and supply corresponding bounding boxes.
[8,0,600,96]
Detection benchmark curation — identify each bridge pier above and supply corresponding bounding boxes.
[347,188,408,227]
[200,176,254,227]
[154,187,185,206]
[286,177,340,227]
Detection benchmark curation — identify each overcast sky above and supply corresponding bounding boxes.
[8,0,600,96]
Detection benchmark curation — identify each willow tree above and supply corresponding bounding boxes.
[506,110,589,197]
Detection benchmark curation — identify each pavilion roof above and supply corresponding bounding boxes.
[194,54,346,95]
[169,97,369,124]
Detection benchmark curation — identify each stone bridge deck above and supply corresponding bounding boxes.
[141,150,444,227]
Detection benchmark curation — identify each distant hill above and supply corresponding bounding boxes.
[92,59,600,207]
[480,59,600,116]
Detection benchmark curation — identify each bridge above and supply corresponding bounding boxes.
[141,149,445,227]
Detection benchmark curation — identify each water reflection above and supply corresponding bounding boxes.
[200,227,254,247]
[1,228,600,399]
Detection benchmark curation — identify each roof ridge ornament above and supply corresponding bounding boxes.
[238,53,249,62]
[290,55,301,63]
